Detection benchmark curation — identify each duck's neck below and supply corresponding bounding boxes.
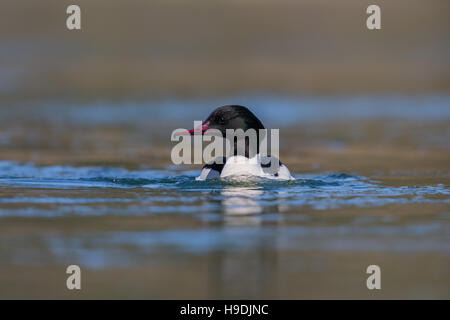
[232,136,261,158]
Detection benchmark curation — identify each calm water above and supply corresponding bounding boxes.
[0,95,449,298]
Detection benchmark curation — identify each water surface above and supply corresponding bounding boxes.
[0,95,449,299]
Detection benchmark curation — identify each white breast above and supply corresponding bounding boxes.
[196,155,294,181]
[220,155,265,178]
[220,155,294,180]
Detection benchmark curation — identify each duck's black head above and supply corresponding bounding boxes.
[183,105,266,158]
[188,105,264,136]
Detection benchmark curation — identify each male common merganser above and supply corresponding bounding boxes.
[184,105,294,181]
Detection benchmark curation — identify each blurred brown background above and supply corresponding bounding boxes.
[1,0,449,101]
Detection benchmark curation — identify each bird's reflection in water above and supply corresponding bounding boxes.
[220,187,263,226]
[207,185,287,298]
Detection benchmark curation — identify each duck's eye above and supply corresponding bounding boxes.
[218,116,226,124]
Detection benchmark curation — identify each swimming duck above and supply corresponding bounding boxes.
[184,105,294,181]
